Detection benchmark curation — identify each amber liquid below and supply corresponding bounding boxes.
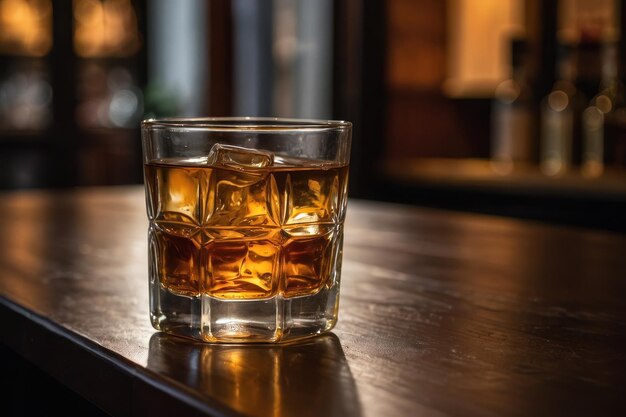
[145,158,348,300]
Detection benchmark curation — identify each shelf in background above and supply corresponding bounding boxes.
[383,158,626,201]
[378,157,626,233]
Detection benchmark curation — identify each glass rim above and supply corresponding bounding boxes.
[141,117,352,131]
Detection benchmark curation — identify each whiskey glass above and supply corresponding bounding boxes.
[141,118,351,343]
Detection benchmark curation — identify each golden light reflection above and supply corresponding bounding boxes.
[0,0,52,56]
[200,345,283,417]
[0,196,48,309]
[445,0,525,97]
[73,0,140,58]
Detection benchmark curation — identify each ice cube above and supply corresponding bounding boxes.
[207,144,274,169]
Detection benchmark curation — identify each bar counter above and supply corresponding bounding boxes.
[1,186,625,417]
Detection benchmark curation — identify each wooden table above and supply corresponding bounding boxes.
[1,186,625,417]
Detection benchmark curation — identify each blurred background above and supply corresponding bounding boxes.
[0,0,625,231]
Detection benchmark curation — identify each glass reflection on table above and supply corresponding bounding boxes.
[148,332,362,417]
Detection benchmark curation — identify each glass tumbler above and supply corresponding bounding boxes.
[141,118,352,343]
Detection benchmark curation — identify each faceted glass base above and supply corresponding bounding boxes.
[150,280,339,343]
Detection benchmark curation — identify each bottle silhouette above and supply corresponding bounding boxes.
[541,43,586,176]
[582,38,626,175]
[491,38,535,174]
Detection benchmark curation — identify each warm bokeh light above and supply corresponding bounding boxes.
[558,0,617,42]
[445,0,525,97]
[0,0,52,56]
[73,0,140,58]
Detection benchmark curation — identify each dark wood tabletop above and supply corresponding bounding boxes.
[1,186,625,417]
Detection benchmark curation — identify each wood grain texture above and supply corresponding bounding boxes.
[1,186,625,417]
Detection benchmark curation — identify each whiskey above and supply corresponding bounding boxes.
[144,157,349,301]
[141,118,352,342]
